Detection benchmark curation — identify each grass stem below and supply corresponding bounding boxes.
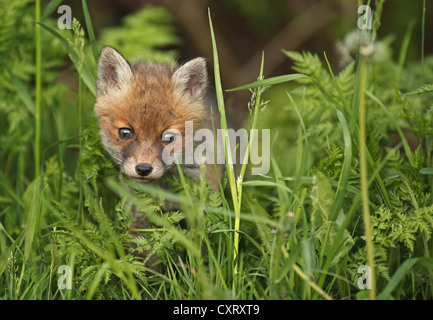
[358,50,376,300]
[208,9,241,296]
[34,0,42,178]
[293,264,333,300]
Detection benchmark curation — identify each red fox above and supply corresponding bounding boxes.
[95,46,225,190]
[94,46,226,261]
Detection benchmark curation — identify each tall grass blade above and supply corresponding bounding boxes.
[24,183,41,261]
[227,74,308,92]
[42,0,63,20]
[377,258,420,300]
[329,111,351,222]
[208,9,241,296]
[34,0,42,178]
[82,0,99,62]
[37,22,97,96]
[358,51,376,300]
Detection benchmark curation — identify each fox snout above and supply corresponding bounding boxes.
[122,150,166,181]
[135,163,153,176]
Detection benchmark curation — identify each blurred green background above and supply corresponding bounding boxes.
[2,0,431,180]
[67,0,432,91]
[61,0,433,173]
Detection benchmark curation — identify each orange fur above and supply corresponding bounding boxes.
[94,47,225,266]
[94,46,222,189]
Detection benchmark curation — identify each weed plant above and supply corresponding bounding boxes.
[1,0,433,300]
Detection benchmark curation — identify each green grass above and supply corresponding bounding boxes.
[2,0,433,300]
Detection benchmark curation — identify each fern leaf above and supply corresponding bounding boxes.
[405,84,433,96]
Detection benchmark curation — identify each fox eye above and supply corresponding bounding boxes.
[161,131,176,144]
[118,128,134,140]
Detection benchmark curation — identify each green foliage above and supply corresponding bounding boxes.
[254,19,433,298]
[98,5,180,64]
[0,1,186,300]
[2,0,433,301]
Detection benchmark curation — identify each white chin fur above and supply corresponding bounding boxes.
[122,157,165,180]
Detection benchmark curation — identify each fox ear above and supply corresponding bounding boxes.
[172,58,208,103]
[97,46,133,95]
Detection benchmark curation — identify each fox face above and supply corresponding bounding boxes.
[94,46,207,182]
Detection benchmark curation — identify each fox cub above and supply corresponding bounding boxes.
[94,46,225,255]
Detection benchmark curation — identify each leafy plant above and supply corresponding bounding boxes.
[2,0,433,301]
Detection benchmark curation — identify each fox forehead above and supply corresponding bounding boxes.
[132,63,175,90]
[110,63,178,117]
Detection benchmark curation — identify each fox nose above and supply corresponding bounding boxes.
[135,163,153,176]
